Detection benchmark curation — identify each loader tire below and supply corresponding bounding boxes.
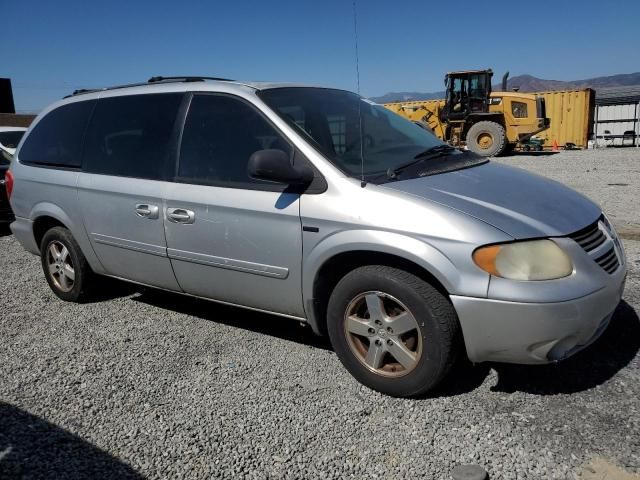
[466,121,506,157]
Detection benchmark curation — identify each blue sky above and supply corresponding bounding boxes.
[3,0,639,113]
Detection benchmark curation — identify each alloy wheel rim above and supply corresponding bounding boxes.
[47,241,75,292]
[343,291,422,378]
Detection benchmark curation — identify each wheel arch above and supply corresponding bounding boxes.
[33,215,68,250]
[29,202,105,273]
[303,231,458,335]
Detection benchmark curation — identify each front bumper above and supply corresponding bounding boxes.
[451,267,626,364]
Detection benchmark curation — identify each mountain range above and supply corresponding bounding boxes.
[370,72,640,103]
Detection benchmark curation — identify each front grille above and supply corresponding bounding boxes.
[569,220,606,252]
[568,217,620,274]
[595,247,620,274]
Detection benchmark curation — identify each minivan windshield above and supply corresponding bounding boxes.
[258,87,485,181]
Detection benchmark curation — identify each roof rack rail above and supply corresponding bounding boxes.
[66,76,234,98]
[147,76,234,83]
[72,88,101,96]
[64,88,101,98]
[66,82,148,98]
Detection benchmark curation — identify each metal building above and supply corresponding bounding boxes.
[593,86,640,147]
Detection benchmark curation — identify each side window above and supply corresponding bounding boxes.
[177,94,292,187]
[511,101,528,119]
[19,101,95,168]
[83,93,183,180]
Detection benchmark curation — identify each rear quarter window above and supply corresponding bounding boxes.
[19,101,95,168]
[83,93,183,181]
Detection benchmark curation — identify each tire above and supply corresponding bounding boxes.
[40,226,95,302]
[466,121,506,157]
[327,265,460,397]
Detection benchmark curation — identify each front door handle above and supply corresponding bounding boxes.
[167,208,195,224]
[135,204,159,219]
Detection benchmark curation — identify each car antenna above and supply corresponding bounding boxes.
[352,0,366,188]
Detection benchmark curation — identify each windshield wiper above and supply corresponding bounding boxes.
[385,144,457,180]
[413,144,456,159]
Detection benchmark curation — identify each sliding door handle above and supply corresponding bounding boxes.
[135,204,159,219]
[167,208,195,224]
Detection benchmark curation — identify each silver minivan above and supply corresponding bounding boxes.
[7,77,626,397]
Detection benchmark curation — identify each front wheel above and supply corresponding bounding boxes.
[466,121,507,157]
[327,266,460,397]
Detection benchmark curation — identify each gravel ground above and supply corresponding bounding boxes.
[1,148,639,480]
[494,148,640,239]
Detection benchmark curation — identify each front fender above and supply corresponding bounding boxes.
[301,229,490,333]
[303,229,459,299]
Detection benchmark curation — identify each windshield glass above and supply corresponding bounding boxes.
[258,87,462,178]
[0,131,25,149]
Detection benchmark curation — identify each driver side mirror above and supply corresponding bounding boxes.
[248,149,314,185]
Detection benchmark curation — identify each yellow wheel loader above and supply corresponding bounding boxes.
[384,69,550,156]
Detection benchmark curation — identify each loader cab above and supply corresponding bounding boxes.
[443,70,493,122]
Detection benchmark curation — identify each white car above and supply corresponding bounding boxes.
[0,126,27,157]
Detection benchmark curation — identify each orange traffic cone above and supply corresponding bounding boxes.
[552,139,559,151]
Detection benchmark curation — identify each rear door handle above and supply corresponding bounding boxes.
[135,204,159,219]
[167,208,195,224]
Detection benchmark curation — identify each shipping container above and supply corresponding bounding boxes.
[533,89,594,148]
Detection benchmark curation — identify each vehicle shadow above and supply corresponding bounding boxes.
[0,402,142,480]
[508,151,560,157]
[132,288,333,351]
[127,287,638,396]
[85,277,141,303]
[434,300,639,397]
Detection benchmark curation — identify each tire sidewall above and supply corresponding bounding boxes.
[327,267,449,397]
[467,121,505,157]
[40,227,87,302]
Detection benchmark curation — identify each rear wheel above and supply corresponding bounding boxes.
[327,265,460,397]
[466,121,506,157]
[40,227,95,302]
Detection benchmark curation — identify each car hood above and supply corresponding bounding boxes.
[382,162,601,239]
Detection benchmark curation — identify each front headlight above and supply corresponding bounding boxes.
[473,239,573,281]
